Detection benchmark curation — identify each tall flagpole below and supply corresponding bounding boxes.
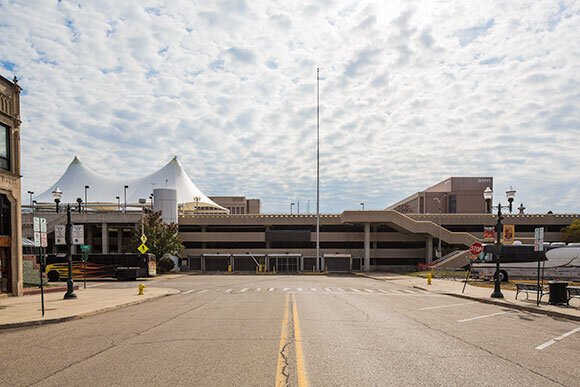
[316,68,320,272]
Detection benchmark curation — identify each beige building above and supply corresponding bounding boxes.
[388,177,494,214]
[0,75,23,296]
[209,196,261,214]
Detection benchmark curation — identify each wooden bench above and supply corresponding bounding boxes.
[515,283,549,301]
[568,287,580,307]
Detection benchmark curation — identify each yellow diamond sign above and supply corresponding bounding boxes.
[140,234,147,244]
[138,244,149,254]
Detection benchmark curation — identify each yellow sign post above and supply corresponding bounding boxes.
[138,243,149,254]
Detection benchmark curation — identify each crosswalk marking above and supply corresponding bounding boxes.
[183,287,424,295]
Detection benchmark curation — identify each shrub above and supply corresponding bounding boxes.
[158,256,175,273]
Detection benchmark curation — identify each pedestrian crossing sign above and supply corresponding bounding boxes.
[138,243,149,254]
[140,234,147,244]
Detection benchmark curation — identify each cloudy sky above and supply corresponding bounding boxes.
[1,0,579,213]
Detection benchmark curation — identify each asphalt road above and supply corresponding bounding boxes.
[1,275,579,386]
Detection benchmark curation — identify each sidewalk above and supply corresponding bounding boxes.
[357,273,580,322]
[0,285,179,330]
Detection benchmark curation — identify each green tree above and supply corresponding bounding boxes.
[127,211,183,260]
[561,219,580,243]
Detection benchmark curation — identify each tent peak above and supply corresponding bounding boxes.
[71,156,82,165]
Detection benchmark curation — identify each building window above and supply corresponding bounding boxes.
[0,125,9,171]
[449,195,457,213]
[0,194,11,235]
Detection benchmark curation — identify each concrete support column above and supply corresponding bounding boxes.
[364,223,371,272]
[426,236,433,263]
[201,226,207,250]
[372,225,378,249]
[265,226,271,249]
[101,223,108,254]
[117,228,123,253]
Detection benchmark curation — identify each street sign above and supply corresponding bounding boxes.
[72,225,84,245]
[40,218,47,233]
[40,233,48,248]
[55,225,66,245]
[534,227,544,252]
[469,242,484,256]
[483,226,496,243]
[33,217,40,232]
[34,232,41,247]
[138,244,149,254]
[140,234,147,244]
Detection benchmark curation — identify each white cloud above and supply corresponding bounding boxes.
[0,0,579,214]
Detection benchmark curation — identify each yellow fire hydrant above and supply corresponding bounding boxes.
[427,272,432,285]
[138,283,145,295]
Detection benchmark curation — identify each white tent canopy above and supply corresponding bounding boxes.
[34,156,228,213]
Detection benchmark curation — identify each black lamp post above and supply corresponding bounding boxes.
[360,202,364,210]
[52,188,77,299]
[116,196,120,211]
[84,185,89,213]
[124,185,129,214]
[76,198,83,214]
[484,187,516,299]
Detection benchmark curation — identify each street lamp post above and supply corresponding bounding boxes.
[433,196,444,259]
[290,202,295,215]
[484,187,517,299]
[27,191,34,208]
[52,187,62,213]
[84,185,89,213]
[52,188,77,300]
[360,202,364,210]
[76,198,82,214]
[116,196,120,211]
[123,185,129,214]
[483,187,493,214]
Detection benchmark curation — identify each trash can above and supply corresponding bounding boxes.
[548,281,569,305]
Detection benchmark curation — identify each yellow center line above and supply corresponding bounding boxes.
[292,294,309,387]
[275,294,290,387]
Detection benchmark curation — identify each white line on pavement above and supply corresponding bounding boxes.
[297,288,303,291]
[268,288,275,291]
[256,288,261,292]
[311,288,317,291]
[239,288,248,292]
[364,289,375,293]
[324,288,332,292]
[377,289,389,293]
[457,311,510,323]
[283,288,291,291]
[225,289,233,293]
[420,302,476,310]
[197,289,208,293]
[536,326,580,350]
[350,288,361,292]
[335,288,345,292]
[182,290,194,294]
[400,289,417,294]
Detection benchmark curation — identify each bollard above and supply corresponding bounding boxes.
[228,264,232,273]
[427,272,432,285]
[138,283,145,295]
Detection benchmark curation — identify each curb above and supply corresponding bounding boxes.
[412,285,580,322]
[0,291,177,331]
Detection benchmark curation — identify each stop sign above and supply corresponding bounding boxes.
[469,242,483,256]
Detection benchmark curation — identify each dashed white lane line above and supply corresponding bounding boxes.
[239,288,249,293]
[336,288,345,292]
[420,302,476,310]
[268,288,275,291]
[457,311,510,323]
[364,289,375,293]
[182,290,194,294]
[297,288,303,291]
[225,289,233,293]
[350,288,361,293]
[377,289,389,293]
[197,289,208,294]
[324,288,332,292]
[536,326,580,350]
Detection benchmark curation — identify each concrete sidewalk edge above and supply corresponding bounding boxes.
[412,285,580,322]
[0,292,176,331]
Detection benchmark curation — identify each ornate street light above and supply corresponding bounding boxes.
[76,198,83,214]
[52,187,62,213]
[484,187,517,299]
[483,187,493,214]
[360,202,365,210]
